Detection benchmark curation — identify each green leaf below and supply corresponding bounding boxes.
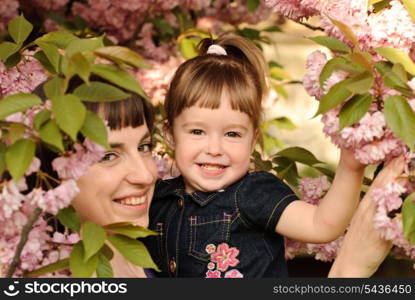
[345,71,374,94]
[0,93,41,120]
[69,242,99,278]
[65,36,104,57]
[44,77,66,99]
[99,243,114,261]
[51,94,86,141]
[272,157,299,187]
[5,138,35,180]
[104,222,158,239]
[270,66,292,80]
[309,36,351,53]
[0,142,6,175]
[263,25,282,32]
[107,234,160,271]
[369,0,386,5]
[262,134,284,155]
[57,206,81,232]
[339,94,373,130]
[36,41,61,73]
[237,28,260,41]
[179,38,198,59]
[96,253,113,278]
[69,52,90,83]
[276,146,322,166]
[80,111,109,149]
[81,221,107,262]
[94,46,150,69]
[8,123,26,144]
[268,117,297,130]
[319,57,363,88]
[314,166,335,179]
[315,80,353,116]
[346,52,373,70]
[375,47,415,76]
[39,119,64,152]
[402,0,415,21]
[402,192,415,244]
[0,42,19,61]
[246,0,260,12]
[384,95,415,151]
[252,150,273,171]
[33,51,57,74]
[4,52,21,68]
[375,62,412,94]
[329,18,359,47]
[74,81,130,102]
[392,63,408,83]
[35,30,78,49]
[8,15,33,45]
[24,258,69,278]
[372,0,392,12]
[152,17,176,36]
[91,64,147,99]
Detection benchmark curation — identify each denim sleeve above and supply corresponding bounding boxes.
[236,171,298,232]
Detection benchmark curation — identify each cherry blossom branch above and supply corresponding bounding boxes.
[297,21,324,31]
[5,207,42,277]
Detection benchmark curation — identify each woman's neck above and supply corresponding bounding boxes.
[110,250,147,278]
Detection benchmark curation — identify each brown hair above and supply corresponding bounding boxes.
[164,34,267,130]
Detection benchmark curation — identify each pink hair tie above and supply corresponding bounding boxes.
[206,44,227,56]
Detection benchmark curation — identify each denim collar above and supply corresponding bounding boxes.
[155,176,236,207]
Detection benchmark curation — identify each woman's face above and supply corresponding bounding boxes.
[72,123,158,227]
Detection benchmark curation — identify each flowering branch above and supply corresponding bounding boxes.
[297,21,324,32]
[5,207,42,277]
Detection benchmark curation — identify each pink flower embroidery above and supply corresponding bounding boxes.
[210,243,240,272]
[207,262,215,270]
[205,270,221,278]
[205,243,216,254]
[224,269,243,278]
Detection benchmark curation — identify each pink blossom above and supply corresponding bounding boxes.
[284,238,305,260]
[372,182,406,212]
[299,176,331,204]
[52,232,80,244]
[42,180,80,215]
[52,139,105,181]
[0,0,19,32]
[305,236,344,262]
[138,23,175,63]
[205,270,221,278]
[25,157,41,176]
[210,243,240,272]
[0,181,26,218]
[265,0,318,21]
[0,51,48,98]
[224,269,243,278]
[303,50,327,100]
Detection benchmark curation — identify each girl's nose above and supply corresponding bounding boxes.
[206,136,224,156]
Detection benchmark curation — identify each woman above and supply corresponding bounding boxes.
[329,155,406,277]
[33,77,158,277]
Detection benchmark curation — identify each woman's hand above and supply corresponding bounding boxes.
[328,155,406,277]
[338,148,366,173]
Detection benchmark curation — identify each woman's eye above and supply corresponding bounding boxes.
[138,143,153,153]
[99,152,118,162]
[226,131,241,138]
[190,129,204,135]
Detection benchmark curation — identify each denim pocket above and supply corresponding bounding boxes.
[188,212,232,262]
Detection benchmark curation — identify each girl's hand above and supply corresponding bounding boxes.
[338,148,366,173]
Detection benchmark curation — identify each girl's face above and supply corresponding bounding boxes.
[169,94,257,193]
[72,123,158,227]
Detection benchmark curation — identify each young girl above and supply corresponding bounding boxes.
[146,34,366,277]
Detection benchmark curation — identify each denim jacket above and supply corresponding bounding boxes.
[145,171,298,278]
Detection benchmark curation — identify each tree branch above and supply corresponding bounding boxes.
[298,21,324,32]
[6,207,42,277]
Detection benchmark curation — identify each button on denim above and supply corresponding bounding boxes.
[145,171,298,278]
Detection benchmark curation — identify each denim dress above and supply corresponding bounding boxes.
[145,171,298,278]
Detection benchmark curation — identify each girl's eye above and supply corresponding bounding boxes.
[138,143,153,153]
[99,152,118,163]
[190,129,204,135]
[226,131,241,138]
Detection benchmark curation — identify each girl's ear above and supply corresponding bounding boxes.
[163,121,175,150]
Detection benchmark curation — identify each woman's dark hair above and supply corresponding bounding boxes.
[27,75,154,190]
